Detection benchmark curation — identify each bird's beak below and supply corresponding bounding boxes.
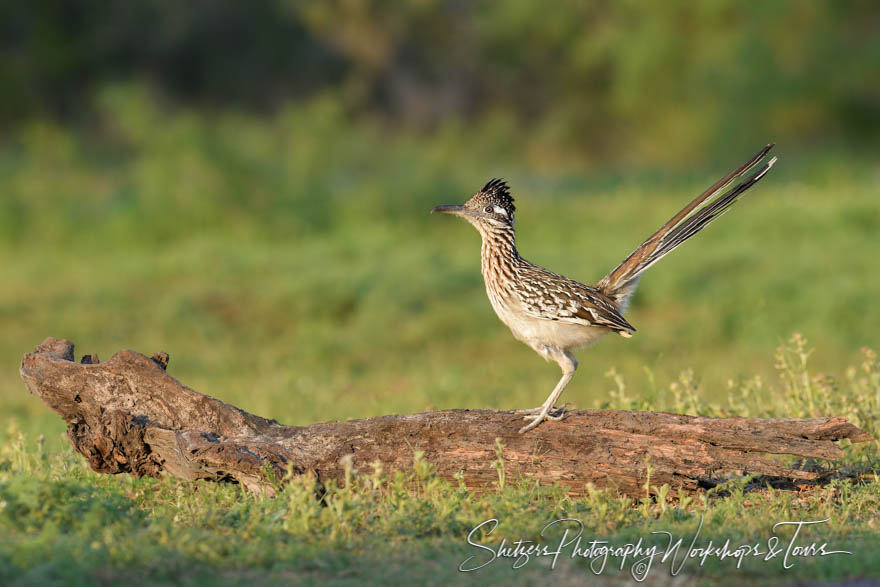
[431,204,466,216]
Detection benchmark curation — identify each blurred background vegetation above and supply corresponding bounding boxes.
[1,0,878,439]
[3,1,879,162]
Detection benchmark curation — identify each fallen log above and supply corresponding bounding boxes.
[20,337,873,497]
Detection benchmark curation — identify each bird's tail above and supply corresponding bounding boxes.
[598,144,777,306]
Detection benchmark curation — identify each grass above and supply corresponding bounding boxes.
[1,92,879,584]
[2,336,879,586]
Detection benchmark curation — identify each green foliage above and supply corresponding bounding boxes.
[2,2,878,163]
[0,70,876,586]
[1,338,879,585]
[0,89,878,443]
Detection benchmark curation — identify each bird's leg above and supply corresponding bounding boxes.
[518,350,578,433]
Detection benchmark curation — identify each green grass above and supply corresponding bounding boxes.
[2,337,879,585]
[3,160,878,437]
[1,94,879,584]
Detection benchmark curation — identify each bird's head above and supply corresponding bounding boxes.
[431,178,515,232]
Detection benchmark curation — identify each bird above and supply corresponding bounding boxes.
[432,144,777,433]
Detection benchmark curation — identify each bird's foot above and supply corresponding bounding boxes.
[517,403,570,433]
[514,402,569,417]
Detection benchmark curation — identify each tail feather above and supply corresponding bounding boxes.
[598,144,776,304]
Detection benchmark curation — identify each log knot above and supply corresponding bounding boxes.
[151,351,170,370]
[67,410,164,478]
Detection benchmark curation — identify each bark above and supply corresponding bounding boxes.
[20,337,874,497]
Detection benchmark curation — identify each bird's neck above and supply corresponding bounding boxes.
[479,227,520,283]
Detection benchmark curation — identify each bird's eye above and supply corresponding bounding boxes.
[484,206,493,213]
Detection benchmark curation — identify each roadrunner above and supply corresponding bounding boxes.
[432,144,777,433]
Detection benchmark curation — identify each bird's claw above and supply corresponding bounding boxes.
[517,403,571,433]
[515,402,570,417]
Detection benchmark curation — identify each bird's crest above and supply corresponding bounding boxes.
[478,178,515,216]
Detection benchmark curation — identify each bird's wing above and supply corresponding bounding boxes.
[516,265,636,333]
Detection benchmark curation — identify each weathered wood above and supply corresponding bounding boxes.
[20,337,873,497]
